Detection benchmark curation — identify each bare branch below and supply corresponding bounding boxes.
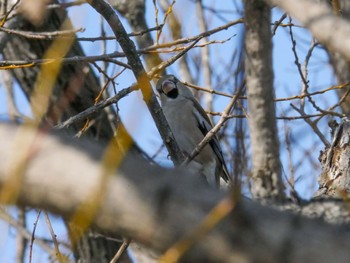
[0,207,59,259]
[264,0,350,60]
[87,0,184,165]
[184,85,243,165]
[56,85,137,130]
[1,124,350,262]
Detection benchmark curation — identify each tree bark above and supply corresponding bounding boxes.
[323,0,350,115]
[2,124,350,263]
[244,0,284,200]
[316,118,350,197]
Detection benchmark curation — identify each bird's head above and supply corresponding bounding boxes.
[156,75,194,100]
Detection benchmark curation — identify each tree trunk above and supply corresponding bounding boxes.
[244,0,285,200]
[316,118,350,197]
[325,0,350,115]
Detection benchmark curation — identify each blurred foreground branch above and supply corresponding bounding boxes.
[1,124,350,263]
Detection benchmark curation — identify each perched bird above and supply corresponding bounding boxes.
[156,74,230,187]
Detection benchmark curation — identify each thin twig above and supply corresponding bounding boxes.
[301,39,318,109]
[56,85,137,129]
[291,104,330,147]
[0,207,59,258]
[0,26,84,40]
[207,111,332,120]
[185,81,350,102]
[44,211,67,263]
[15,208,26,263]
[47,0,86,10]
[289,16,327,115]
[184,85,244,165]
[0,0,20,26]
[272,12,287,35]
[0,37,235,68]
[0,18,242,70]
[314,88,350,122]
[145,18,244,50]
[29,210,42,263]
[109,238,131,263]
[0,51,129,69]
[148,38,201,77]
[74,24,164,42]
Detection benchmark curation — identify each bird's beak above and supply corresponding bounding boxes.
[161,80,177,95]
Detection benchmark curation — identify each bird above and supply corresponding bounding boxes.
[156,74,231,187]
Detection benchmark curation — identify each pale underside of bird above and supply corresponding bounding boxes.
[156,75,231,187]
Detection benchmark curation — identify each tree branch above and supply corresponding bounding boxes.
[1,124,350,262]
[87,0,184,165]
[264,0,350,60]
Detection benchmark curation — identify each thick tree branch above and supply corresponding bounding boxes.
[1,124,350,263]
[109,0,164,74]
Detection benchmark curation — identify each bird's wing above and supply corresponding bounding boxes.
[190,98,231,182]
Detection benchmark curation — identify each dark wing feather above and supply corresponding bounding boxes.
[190,98,231,182]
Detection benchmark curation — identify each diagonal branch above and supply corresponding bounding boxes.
[184,85,244,165]
[56,85,137,130]
[87,0,185,165]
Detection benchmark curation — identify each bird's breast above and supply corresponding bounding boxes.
[162,100,214,163]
